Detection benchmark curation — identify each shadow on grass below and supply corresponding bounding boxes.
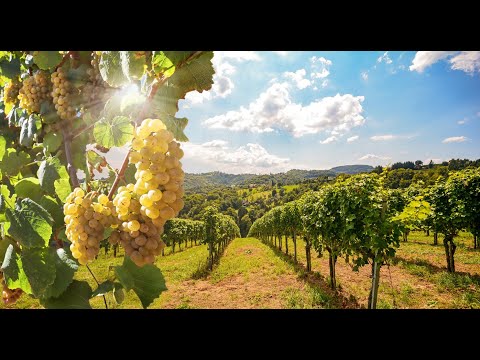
[191,243,231,280]
[394,255,480,288]
[264,242,362,309]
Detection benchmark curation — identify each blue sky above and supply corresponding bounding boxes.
[158,51,480,174]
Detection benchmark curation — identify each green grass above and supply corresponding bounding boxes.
[210,237,291,283]
[1,243,209,309]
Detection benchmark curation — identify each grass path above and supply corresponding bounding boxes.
[161,237,334,309]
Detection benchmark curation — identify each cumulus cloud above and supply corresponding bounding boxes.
[273,51,288,56]
[442,136,468,143]
[377,51,393,64]
[184,51,260,105]
[449,51,480,74]
[310,56,332,79]
[361,71,368,81]
[409,51,457,73]
[203,82,366,138]
[358,154,391,161]
[319,136,338,144]
[283,69,312,89]
[347,135,359,143]
[182,140,293,174]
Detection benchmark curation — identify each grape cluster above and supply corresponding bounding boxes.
[81,52,111,113]
[1,271,23,305]
[111,118,185,266]
[4,79,21,104]
[63,188,118,265]
[18,71,51,113]
[51,67,77,121]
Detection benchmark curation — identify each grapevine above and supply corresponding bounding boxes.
[0,50,215,309]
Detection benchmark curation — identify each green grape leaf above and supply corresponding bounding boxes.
[38,196,64,229]
[14,177,43,203]
[87,150,106,169]
[120,51,145,81]
[41,280,92,309]
[161,114,189,142]
[54,177,72,203]
[113,282,125,304]
[169,51,214,94]
[114,256,167,308]
[67,64,90,87]
[70,132,90,173]
[6,198,53,248]
[40,101,62,124]
[163,51,194,65]
[99,51,129,88]
[21,247,56,298]
[43,131,63,153]
[94,116,133,148]
[2,148,31,176]
[19,118,31,147]
[43,248,79,299]
[91,280,114,297]
[124,163,136,184]
[33,51,63,70]
[0,57,21,80]
[151,82,184,116]
[1,244,33,294]
[37,158,67,195]
[152,51,176,77]
[0,135,6,161]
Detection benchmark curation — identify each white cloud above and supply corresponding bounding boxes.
[449,51,480,75]
[358,154,391,161]
[310,56,332,79]
[442,136,468,143]
[377,51,393,64]
[319,136,338,144]
[203,82,366,138]
[216,51,261,62]
[370,134,397,141]
[184,51,260,105]
[283,69,312,89]
[347,135,359,143]
[361,71,368,81]
[409,51,457,72]
[182,140,292,174]
[457,119,467,125]
[272,51,288,56]
[321,80,329,88]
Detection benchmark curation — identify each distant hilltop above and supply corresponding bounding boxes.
[184,165,374,191]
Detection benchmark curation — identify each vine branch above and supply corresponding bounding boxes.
[86,264,108,309]
[107,51,205,200]
[62,127,80,188]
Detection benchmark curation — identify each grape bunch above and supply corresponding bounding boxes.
[51,67,77,121]
[4,79,21,105]
[18,71,51,113]
[111,118,185,266]
[1,271,23,305]
[81,52,112,113]
[63,188,118,265]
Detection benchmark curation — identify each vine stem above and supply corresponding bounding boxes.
[86,264,108,309]
[107,51,205,200]
[62,127,80,188]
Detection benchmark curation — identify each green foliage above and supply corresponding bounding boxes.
[114,256,167,309]
[0,50,215,308]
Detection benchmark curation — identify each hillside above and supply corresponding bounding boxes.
[184,165,373,191]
